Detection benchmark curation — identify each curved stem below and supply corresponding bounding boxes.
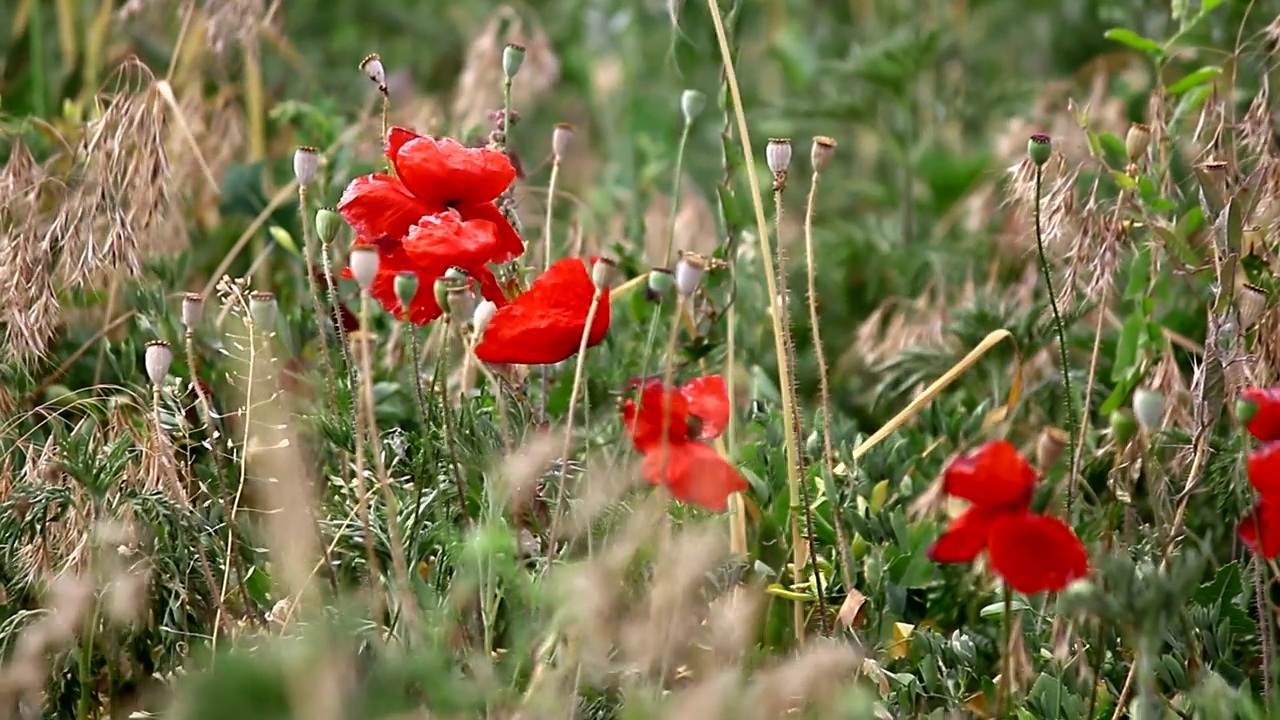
[298,185,335,411]
[1034,165,1077,509]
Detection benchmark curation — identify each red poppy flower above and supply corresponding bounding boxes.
[1236,388,1280,558]
[928,440,1088,594]
[473,257,611,365]
[1239,497,1280,558]
[338,127,524,263]
[620,375,746,512]
[1242,387,1280,442]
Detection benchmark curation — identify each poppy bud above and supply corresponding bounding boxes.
[1124,123,1150,163]
[552,123,574,163]
[1035,427,1068,471]
[293,146,319,186]
[144,340,173,388]
[348,246,380,292]
[1110,409,1137,445]
[591,256,617,291]
[473,300,497,334]
[502,44,526,81]
[766,137,792,175]
[433,277,454,315]
[1132,388,1165,432]
[675,251,707,296]
[360,53,387,93]
[249,291,277,329]
[680,89,705,125]
[316,208,342,245]
[1237,395,1261,428]
[394,271,418,312]
[182,292,204,332]
[1027,134,1052,167]
[811,136,837,173]
[647,267,675,300]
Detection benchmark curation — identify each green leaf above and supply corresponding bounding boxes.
[268,225,300,257]
[1104,28,1164,57]
[1166,66,1222,95]
[979,599,1030,618]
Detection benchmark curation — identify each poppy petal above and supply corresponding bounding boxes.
[622,382,691,453]
[941,440,1037,509]
[1249,441,1280,498]
[474,257,611,365]
[928,506,999,563]
[986,513,1089,594]
[337,173,439,243]
[640,441,747,513]
[1243,387,1280,442]
[456,201,525,265]
[402,212,502,276]
[679,375,731,440]
[1238,499,1280,558]
[389,129,516,208]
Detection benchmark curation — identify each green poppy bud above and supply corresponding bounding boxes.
[316,208,343,245]
[502,44,526,81]
[1110,409,1137,446]
[1027,134,1052,167]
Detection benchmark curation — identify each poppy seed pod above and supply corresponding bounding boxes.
[293,146,319,186]
[249,291,277,329]
[811,136,837,172]
[1125,123,1151,163]
[680,89,705,125]
[1132,388,1165,432]
[552,123,574,163]
[675,252,707,296]
[348,246,380,292]
[766,138,792,175]
[394,271,419,313]
[647,267,675,299]
[591,256,617,291]
[502,44,526,81]
[433,277,455,315]
[315,208,342,245]
[182,293,204,332]
[1035,427,1068,471]
[360,53,387,92]
[1027,134,1052,167]
[472,300,498,335]
[144,340,173,387]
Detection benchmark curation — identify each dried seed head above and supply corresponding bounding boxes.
[591,256,617,291]
[315,208,343,245]
[811,136,837,173]
[348,246,380,292]
[394,271,419,316]
[1132,388,1165,432]
[680,89,705,125]
[552,123,574,163]
[182,293,204,331]
[293,146,319,186]
[1035,427,1068,471]
[144,340,173,387]
[503,44,526,81]
[647,267,675,300]
[766,138,793,175]
[675,251,707,296]
[249,291,278,329]
[1124,123,1150,163]
[473,300,498,334]
[1027,134,1052,167]
[360,53,387,93]
[1237,282,1268,329]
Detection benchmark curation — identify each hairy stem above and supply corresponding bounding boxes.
[1034,165,1077,509]
[298,185,336,412]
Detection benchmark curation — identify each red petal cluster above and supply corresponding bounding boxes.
[336,127,521,323]
[473,257,612,365]
[619,375,745,512]
[1236,388,1280,557]
[928,440,1088,594]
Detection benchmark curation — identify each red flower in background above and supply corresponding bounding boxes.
[620,375,746,512]
[1236,388,1280,557]
[338,127,524,263]
[928,440,1088,594]
[474,257,611,365]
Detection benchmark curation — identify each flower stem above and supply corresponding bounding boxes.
[298,185,336,412]
[997,584,1013,717]
[437,315,470,527]
[1034,164,1077,510]
[538,156,562,425]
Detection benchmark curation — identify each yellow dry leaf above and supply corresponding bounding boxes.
[837,588,868,629]
[888,621,915,659]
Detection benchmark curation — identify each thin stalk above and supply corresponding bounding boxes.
[298,185,336,411]
[437,315,470,526]
[380,90,390,170]
[538,156,562,424]
[405,320,433,569]
[1034,164,1077,509]
[804,169,853,594]
[76,572,98,720]
[321,240,359,427]
[1259,556,1274,710]
[706,0,806,643]
[350,327,385,623]
[997,585,1013,717]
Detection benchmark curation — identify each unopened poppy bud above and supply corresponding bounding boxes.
[144,340,173,387]
[316,208,342,245]
[1125,123,1150,163]
[1237,396,1261,428]
[433,277,453,314]
[348,246,380,292]
[591,256,617,291]
[1036,427,1068,470]
[249,291,277,329]
[680,89,705,125]
[360,53,387,92]
[1110,409,1137,445]
[1132,388,1165,431]
[1027,134,1052,167]
[766,138,792,175]
[552,123,574,163]
[394,271,419,312]
[811,136,837,173]
[502,44,525,81]
[647,267,675,299]
[473,300,497,334]
[447,285,475,320]
[675,252,707,296]
[293,146,319,186]
[182,292,204,331]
